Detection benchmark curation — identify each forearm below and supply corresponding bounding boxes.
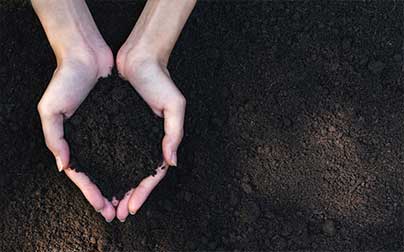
[126,0,197,64]
[31,0,103,60]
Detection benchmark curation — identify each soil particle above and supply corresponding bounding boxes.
[240,200,261,223]
[160,199,174,212]
[183,191,192,202]
[342,38,352,50]
[393,54,402,62]
[90,237,96,245]
[271,235,287,250]
[0,66,6,78]
[368,60,386,74]
[328,125,336,133]
[281,222,293,237]
[282,117,293,128]
[322,219,337,236]
[241,182,253,194]
[208,241,217,250]
[230,191,239,206]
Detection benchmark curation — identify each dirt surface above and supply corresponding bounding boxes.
[1,1,404,251]
[65,73,163,200]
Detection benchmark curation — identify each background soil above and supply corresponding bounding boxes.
[1,1,404,251]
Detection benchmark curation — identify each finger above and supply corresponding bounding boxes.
[162,96,186,166]
[128,163,168,215]
[116,189,133,222]
[38,105,70,172]
[100,198,115,222]
[64,168,105,211]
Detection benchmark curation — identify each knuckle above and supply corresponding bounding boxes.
[175,95,186,108]
[37,100,51,117]
[44,137,55,151]
[44,138,51,147]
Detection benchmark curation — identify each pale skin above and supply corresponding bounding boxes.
[32,0,196,222]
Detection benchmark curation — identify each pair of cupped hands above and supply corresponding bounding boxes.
[37,44,186,223]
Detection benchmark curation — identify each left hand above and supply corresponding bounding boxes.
[115,54,186,222]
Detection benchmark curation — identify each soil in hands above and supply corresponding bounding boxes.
[64,71,164,200]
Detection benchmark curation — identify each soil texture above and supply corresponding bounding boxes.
[1,1,404,251]
[65,72,164,200]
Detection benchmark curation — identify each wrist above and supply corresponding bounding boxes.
[126,42,171,67]
[121,41,171,70]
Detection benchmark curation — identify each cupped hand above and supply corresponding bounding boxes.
[37,51,116,222]
[116,53,186,221]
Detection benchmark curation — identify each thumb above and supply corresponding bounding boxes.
[161,96,186,166]
[38,103,70,172]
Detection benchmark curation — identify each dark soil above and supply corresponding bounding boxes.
[65,72,164,200]
[1,1,404,251]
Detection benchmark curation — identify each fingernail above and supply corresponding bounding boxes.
[171,152,177,166]
[129,210,136,215]
[55,156,63,172]
[105,218,112,223]
[95,208,102,213]
[119,218,126,223]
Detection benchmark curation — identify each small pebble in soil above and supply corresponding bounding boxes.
[322,219,336,236]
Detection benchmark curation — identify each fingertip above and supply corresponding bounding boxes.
[117,190,132,221]
[51,139,70,172]
[171,151,177,167]
[100,198,115,222]
[128,202,139,216]
[128,189,143,215]
[162,136,178,166]
[91,194,105,212]
[55,156,63,172]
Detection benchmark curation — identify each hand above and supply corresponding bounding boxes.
[115,51,186,221]
[37,50,117,222]
[33,0,118,221]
